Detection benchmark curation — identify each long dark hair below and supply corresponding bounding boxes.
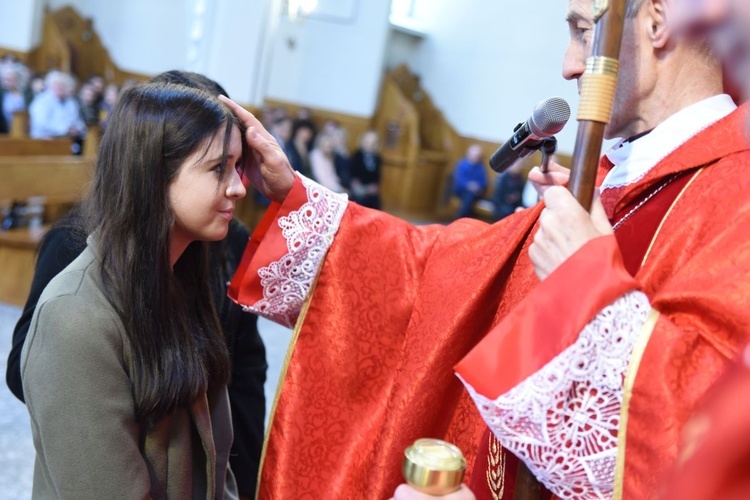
[82,82,238,423]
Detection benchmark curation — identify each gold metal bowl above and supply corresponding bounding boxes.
[403,438,466,495]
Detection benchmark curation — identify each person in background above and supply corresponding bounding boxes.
[349,129,382,209]
[85,73,105,108]
[76,82,100,127]
[98,82,119,130]
[452,144,488,219]
[653,0,750,498]
[330,122,352,190]
[491,161,526,220]
[0,62,33,134]
[28,70,86,141]
[270,116,294,157]
[28,73,45,97]
[309,132,347,193]
[287,119,315,177]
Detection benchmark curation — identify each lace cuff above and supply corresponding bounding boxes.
[240,175,348,327]
[460,291,651,499]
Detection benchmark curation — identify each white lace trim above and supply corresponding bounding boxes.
[241,175,348,327]
[460,291,650,499]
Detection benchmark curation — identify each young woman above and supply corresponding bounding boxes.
[20,82,247,498]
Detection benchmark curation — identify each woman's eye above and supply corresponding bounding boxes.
[210,164,224,176]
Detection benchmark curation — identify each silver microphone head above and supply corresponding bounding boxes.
[530,97,571,137]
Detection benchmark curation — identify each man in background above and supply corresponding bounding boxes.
[452,144,488,218]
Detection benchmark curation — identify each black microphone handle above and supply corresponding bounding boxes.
[489,139,542,173]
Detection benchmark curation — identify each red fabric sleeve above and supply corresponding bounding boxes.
[228,177,308,308]
[455,234,639,399]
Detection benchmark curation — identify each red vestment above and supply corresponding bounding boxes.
[658,345,750,500]
[229,104,750,499]
[457,104,750,498]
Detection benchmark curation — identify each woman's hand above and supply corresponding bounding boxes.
[219,96,296,203]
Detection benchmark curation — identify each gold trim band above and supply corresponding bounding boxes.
[613,308,661,499]
[577,72,618,123]
[586,56,620,77]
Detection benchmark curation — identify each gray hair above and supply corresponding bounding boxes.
[626,0,644,18]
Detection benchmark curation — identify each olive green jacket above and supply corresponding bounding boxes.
[21,239,238,499]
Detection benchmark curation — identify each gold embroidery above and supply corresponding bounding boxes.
[486,433,506,499]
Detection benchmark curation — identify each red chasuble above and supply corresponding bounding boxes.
[659,345,750,500]
[229,105,750,499]
[457,105,750,499]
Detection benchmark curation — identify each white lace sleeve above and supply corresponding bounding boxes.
[459,291,651,499]
[240,175,348,327]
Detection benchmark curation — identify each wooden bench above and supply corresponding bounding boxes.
[0,155,92,305]
[0,137,74,156]
[0,226,49,306]
[0,155,93,201]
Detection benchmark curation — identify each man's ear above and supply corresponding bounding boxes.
[647,0,672,49]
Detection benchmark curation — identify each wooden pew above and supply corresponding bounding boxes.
[0,155,92,305]
[0,227,48,307]
[0,156,92,201]
[0,137,74,156]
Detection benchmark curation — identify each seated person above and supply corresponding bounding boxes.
[452,144,488,218]
[492,162,526,220]
[309,132,347,193]
[349,130,382,209]
[28,70,86,140]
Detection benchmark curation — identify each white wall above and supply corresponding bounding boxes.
[46,0,190,76]
[397,0,582,153]
[7,1,586,151]
[264,0,392,117]
[197,0,271,104]
[0,0,43,51]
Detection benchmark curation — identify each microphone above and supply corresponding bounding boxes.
[489,97,571,173]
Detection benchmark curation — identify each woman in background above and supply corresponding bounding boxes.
[309,131,347,193]
[349,130,382,209]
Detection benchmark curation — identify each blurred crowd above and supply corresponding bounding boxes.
[261,105,383,209]
[0,53,134,149]
[1,53,384,208]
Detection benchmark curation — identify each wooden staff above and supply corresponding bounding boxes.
[514,0,627,499]
[568,0,627,210]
